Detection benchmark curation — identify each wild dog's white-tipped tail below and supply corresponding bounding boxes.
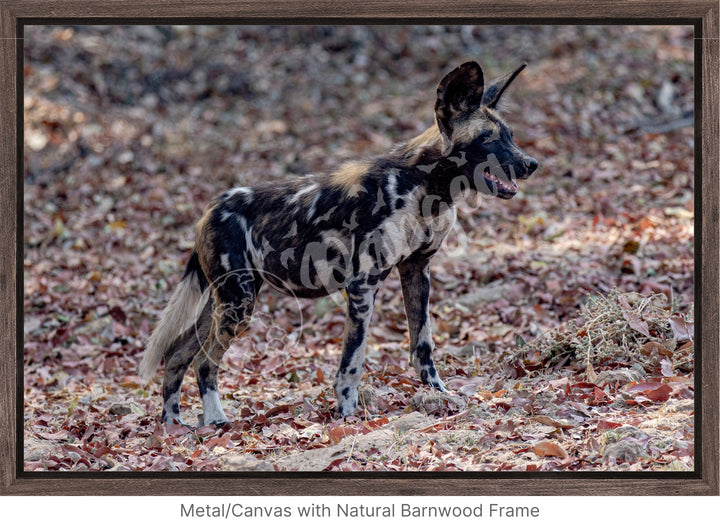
[138,253,208,383]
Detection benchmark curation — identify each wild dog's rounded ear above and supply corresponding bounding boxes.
[435,62,485,152]
[482,63,526,109]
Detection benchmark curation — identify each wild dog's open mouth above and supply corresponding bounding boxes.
[483,170,518,199]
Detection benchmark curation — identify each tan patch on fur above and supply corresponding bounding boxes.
[452,110,491,145]
[407,125,442,151]
[194,199,219,272]
[396,125,443,164]
[329,160,371,190]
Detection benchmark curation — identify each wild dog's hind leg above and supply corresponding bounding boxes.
[195,268,258,426]
[162,297,213,425]
[334,280,379,416]
[398,258,447,391]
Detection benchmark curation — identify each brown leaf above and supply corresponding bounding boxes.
[108,305,127,324]
[617,295,632,311]
[532,441,568,459]
[640,341,673,358]
[364,416,390,430]
[164,423,192,437]
[622,240,640,254]
[530,415,575,430]
[585,363,598,383]
[659,357,674,377]
[205,433,232,449]
[668,315,694,343]
[597,420,623,430]
[36,429,71,441]
[622,311,651,337]
[328,426,359,444]
[626,381,674,402]
[645,383,673,402]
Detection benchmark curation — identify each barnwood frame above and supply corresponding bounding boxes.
[1,0,717,495]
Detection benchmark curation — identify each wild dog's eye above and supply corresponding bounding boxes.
[481,128,500,143]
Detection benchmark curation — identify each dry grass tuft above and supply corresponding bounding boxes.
[503,290,694,374]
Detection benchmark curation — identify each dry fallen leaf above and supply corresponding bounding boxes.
[668,316,694,343]
[532,441,569,459]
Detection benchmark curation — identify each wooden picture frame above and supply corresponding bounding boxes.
[1,0,717,495]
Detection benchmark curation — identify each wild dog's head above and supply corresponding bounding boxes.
[435,62,538,199]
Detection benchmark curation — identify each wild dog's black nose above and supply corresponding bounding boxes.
[524,158,538,175]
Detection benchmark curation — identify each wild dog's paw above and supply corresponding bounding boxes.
[197,413,229,428]
[429,379,448,393]
[418,365,447,392]
[161,413,193,428]
[336,386,359,418]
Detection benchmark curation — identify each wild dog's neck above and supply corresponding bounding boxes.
[395,124,467,206]
[395,124,444,166]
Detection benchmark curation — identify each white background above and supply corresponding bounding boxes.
[1,495,716,531]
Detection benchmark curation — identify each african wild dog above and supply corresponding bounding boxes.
[139,61,538,426]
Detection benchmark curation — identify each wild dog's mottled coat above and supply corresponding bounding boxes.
[140,61,538,425]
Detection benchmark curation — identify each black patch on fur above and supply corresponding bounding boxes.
[416,341,433,364]
[196,364,215,395]
[182,250,208,292]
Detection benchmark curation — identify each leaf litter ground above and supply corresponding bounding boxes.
[23,25,694,472]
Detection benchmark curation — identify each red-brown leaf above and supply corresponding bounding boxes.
[532,441,568,459]
[623,312,651,337]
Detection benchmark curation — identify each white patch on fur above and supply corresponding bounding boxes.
[200,389,228,426]
[234,214,259,265]
[227,186,252,200]
[358,250,374,273]
[416,320,434,348]
[220,210,233,222]
[235,213,249,233]
[288,183,318,204]
[305,193,321,222]
[220,253,231,271]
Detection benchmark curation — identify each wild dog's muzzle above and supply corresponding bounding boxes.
[474,153,538,199]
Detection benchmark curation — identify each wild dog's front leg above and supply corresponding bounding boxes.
[398,258,447,391]
[334,283,378,416]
